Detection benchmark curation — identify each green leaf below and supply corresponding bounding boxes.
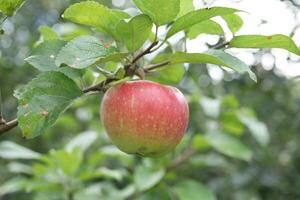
[80,167,126,182]
[47,148,83,175]
[38,26,58,41]
[133,0,180,25]
[174,180,216,200]
[205,131,253,161]
[147,64,185,84]
[63,1,130,39]
[134,165,165,191]
[229,34,300,56]
[55,36,117,69]
[0,141,40,159]
[220,111,245,136]
[16,72,83,138]
[0,177,28,196]
[116,14,153,51]
[169,50,257,81]
[65,131,98,153]
[222,14,243,34]
[25,40,84,80]
[188,20,224,39]
[167,7,239,38]
[0,0,25,16]
[178,0,194,17]
[237,109,270,146]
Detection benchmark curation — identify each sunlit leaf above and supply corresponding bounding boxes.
[0,0,25,16]
[188,20,224,39]
[133,0,180,25]
[63,1,130,39]
[38,26,58,41]
[167,7,239,38]
[169,50,257,81]
[222,13,243,34]
[178,0,194,17]
[229,34,300,56]
[116,14,153,51]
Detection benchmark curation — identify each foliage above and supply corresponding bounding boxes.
[0,0,300,199]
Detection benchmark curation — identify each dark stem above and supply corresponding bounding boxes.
[144,61,170,72]
[212,41,230,49]
[68,192,74,200]
[82,78,117,93]
[132,41,159,64]
[0,118,18,135]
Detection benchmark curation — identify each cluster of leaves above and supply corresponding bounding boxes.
[0,0,298,139]
[0,92,269,199]
[0,0,300,199]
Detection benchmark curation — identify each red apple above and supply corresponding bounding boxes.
[100,80,189,157]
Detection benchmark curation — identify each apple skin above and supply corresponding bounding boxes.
[100,80,189,157]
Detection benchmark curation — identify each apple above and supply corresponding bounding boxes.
[100,80,189,157]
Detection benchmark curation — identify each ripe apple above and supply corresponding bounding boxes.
[100,80,189,157]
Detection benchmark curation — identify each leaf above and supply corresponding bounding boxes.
[0,0,25,16]
[205,131,253,161]
[174,180,216,200]
[39,26,58,41]
[134,165,165,191]
[0,177,28,196]
[65,131,98,153]
[63,1,130,39]
[47,148,83,175]
[0,141,40,159]
[80,167,126,182]
[222,14,243,34]
[16,72,83,138]
[147,64,185,84]
[55,36,117,69]
[7,162,32,174]
[167,7,239,38]
[237,109,270,146]
[229,34,300,56]
[220,111,245,136]
[116,14,153,51]
[169,50,257,81]
[25,40,84,80]
[178,0,194,17]
[133,0,180,25]
[188,20,224,39]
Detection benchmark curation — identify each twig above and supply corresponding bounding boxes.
[0,118,18,135]
[211,41,230,50]
[82,78,117,93]
[144,61,171,72]
[132,41,159,64]
[131,26,159,64]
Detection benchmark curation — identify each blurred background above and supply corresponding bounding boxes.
[0,0,300,199]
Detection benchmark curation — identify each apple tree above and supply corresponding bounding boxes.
[0,0,299,199]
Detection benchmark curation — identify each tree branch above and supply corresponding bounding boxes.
[0,118,18,135]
